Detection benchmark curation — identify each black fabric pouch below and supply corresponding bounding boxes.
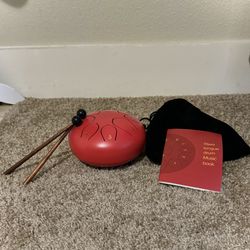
[145,99,250,164]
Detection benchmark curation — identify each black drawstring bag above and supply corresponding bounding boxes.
[145,98,250,164]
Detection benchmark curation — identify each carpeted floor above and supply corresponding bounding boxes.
[0,95,249,250]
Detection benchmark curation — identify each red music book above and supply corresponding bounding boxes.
[159,129,223,192]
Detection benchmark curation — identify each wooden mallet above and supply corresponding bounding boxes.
[3,109,86,185]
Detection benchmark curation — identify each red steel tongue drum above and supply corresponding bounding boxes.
[3,109,146,185]
[69,110,145,167]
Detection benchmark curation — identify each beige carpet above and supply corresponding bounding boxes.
[0,95,249,250]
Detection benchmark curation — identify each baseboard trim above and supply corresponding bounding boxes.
[0,41,249,97]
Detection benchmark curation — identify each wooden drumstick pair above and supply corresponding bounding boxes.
[3,109,86,185]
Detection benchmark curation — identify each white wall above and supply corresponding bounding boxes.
[0,0,250,46]
[0,0,249,97]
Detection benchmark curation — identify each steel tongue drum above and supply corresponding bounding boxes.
[68,110,146,167]
[3,109,146,185]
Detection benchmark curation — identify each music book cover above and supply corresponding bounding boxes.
[159,129,223,192]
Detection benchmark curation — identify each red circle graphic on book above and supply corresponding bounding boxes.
[163,133,195,173]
